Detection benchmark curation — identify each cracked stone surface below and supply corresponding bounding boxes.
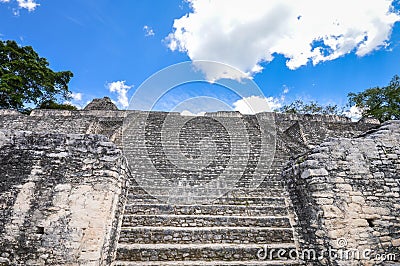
[1,109,397,266]
[285,120,400,266]
[0,130,126,265]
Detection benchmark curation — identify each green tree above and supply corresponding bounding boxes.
[0,40,74,112]
[278,99,344,116]
[348,75,400,122]
[38,99,77,110]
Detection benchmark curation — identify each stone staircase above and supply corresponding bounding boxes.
[114,112,300,265]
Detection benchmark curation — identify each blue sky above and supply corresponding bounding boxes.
[1,0,399,117]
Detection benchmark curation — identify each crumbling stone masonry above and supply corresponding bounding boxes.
[0,130,127,265]
[285,121,400,266]
[0,103,398,266]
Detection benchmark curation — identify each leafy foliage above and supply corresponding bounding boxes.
[348,75,400,122]
[0,40,73,112]
[278,100,344,116]
[38,100,77,110]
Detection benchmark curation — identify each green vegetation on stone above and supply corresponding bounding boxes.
[277,100,344,116]
[279,75,399,122]
[38,99,77,111]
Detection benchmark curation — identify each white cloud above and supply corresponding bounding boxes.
[192,60,250,82]
[181,110,206,116]
[233,95,283,114]
[143,25,155,37]
[0,0,39,12]
[344,105,363,121]
[166,0,400,80]
[107,80,133,108]
[233,87,288,114]
[70,92,82,101]
[17,0,38,11]
[63,92,84,109]
[283,87,289,94]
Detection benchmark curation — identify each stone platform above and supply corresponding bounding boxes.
[1,108,398,266]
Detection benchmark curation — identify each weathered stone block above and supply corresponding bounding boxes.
[301,168,329,179]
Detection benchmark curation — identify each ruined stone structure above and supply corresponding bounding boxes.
[284,121,400,266]
[0,101,398,266]
[84,97,118,111]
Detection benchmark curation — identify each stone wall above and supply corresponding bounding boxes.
[0,110,129,144]
[0,110,380,149]
[0,130,127,265]
[0,109,388,265]
[284,121,400,265]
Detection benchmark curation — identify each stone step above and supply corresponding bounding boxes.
[124,141,263,148]
[127,194,287,206]
[123,204,288,216]
[126,171,275,182]
[125,182,284,191]
[127,179,286,186]
[121,214,291,228]
[127,191,286,199]
[116,243,298,262]
[113,260,301,265]
[118,226,294,244]
[127,185,287,196]
[140,138,265,143]
[127,182,285,188]
[140,134,265,138]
